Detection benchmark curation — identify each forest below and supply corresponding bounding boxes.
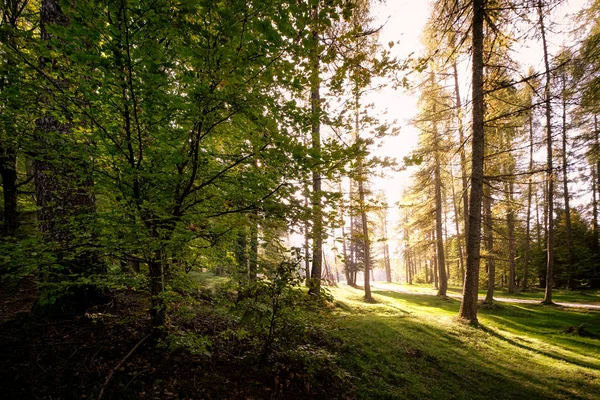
[1,0,600,399]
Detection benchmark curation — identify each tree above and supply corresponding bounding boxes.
[459,0,485,323]
[538,0,556,305]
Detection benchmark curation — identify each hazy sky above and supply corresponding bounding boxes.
[367,0,589,213]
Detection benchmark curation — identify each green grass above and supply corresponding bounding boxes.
[372,282,600,305]
[191,274,600,399]
[328,285,600,399]
[188,270,230,288]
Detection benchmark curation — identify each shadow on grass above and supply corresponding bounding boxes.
[334,313,595,400]
[480,324,600,370]
[372,289,461,311]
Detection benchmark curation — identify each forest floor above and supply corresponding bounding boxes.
[371,282,600,310]
[1,276,599,399]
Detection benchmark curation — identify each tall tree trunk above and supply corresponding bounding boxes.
[433,109,447,296]
[349,180,356,286]
[507,179,516,293]
[453,60,469,238]
[308,4,323,296]
[593,166,599,258]
[523,109,534,291]
[483,184,495,304]
[593,115,600,260]
[249,217,258,280]
[383,207,392,283]
[459,0,484,323]
[561,76,574,290]
[0,7,20,237]
[148,253,166,327]
[33,0,105,317]
[539,0,555,304]
[304,194,311,282]
[339,183,351,284]
[450,160,466,284]
[404,213,412,285]
[355,97,372,301]
[0,153,18,236]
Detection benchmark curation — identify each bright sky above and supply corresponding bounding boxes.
[295,0,592,276]
[368,0,589,216]
[368,0,431,209]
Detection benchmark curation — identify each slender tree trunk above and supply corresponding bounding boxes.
[0,153,18,236]
[523,110,534,291]
[453,60,469,238]
[561,77,574,290]
[0,9,19,237]
[539,0,555,304]
[459,0,484,323]
[249,217,258,280]
[593,165,599,257]
[450,161,466,284]
[349,179,356,286]
[339,183,351,284]
[148,254,166,327]
[383,209,392,282]
[308,4,323,296]
[593,115,600,261]
[433,111,447,296]
[304,195,311,282]
[507,179,516,293]
[484,184,495,304]
[355,103,372,301]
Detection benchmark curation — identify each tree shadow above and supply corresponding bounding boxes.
[479,324,600,370]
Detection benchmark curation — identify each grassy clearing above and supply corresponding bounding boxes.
[328,285,600,400]
[189,274,599,399]
[372,282,600,305]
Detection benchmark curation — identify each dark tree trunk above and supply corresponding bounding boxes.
[249,217,258,280]
[304,194,311,282]
[507,178,516,294]
[32,0,106,317]
[459,0,484,324]
[308,4,323,296]
[0,153,18,236]
[148,256,166,328]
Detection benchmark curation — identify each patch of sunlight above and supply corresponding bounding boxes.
[485,325,600,371]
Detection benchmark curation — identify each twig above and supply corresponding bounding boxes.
[97,333,151,400]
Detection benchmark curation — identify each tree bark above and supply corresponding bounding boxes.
[539,0,555,305]
[450,160,466,284]
[433,111,447,296]
[483,184,495,304]
[383,208,392,283]
[523,108,534,291]
[507,179,516,294]
[459,0,484,323]
[32,0,105,318]
[249,217,258,280]
[561,76,574,290]
[308,3,323,296]
[0,153,18,236]
[453,60,469,239]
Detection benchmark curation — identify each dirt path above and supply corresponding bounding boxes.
[371,283,600,310]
